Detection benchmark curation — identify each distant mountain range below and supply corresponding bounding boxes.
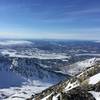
[0,40,100,100]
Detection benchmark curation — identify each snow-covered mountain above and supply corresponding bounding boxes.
[0,56,69,100]
[0,56,99,100]
[0,40,100,100]
[67,58,96,75]
[33,60,100,100]
[0,56,98,100]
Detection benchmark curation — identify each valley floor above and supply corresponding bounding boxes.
[0,81,52,100]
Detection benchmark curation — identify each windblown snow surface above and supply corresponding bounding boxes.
[89,73,100,100]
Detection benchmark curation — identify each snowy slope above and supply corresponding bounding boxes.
[67,58,96,75]
[88,73,100,100]
[89,73,100,85]
[89,91,100,100]
[0,56,68,100]
[0,82,51,100]
[88,72,100,100]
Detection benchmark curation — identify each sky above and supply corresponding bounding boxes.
[0,0,100,40]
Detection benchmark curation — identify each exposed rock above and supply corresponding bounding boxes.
[62,87,96,100]
[33,62,100,100]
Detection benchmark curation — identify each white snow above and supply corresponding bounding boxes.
[52,93,61,100]
[0,82,51,100]
[67,58,96,75]
[52,96,58,100]
[89,73,100,85]
[76,53,100,57]
[41,93,53,100]
[0,40,32,45]
[1,50,69,60]
[89,91,100,100]
[64,80,80,92]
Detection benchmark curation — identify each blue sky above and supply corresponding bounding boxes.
[0,0,100,40]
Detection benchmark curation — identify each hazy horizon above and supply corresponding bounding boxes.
[0,0,100,40]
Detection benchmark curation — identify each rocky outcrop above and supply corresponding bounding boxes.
[32,62,100,100]
[62,81,100,100]
[62,87,96,100]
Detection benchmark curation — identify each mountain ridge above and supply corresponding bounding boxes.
[31,61,100,100]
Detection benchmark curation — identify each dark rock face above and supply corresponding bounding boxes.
[62,81,100,100]
[93,81,100,92]
[62,87,96,100]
